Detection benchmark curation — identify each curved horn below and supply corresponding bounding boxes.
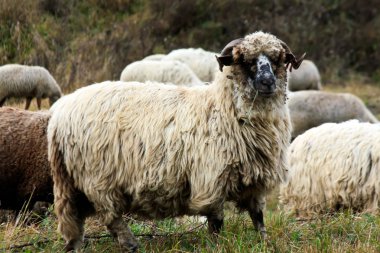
[280,41,306,72]
[215,38,244,72]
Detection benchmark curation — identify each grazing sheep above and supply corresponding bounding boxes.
[0,64,62,110]
[280,120,380,217]
[289,90,378,139]
[288,59,321,91]
[142,54,166,61]
[120,59,204,87]
[164,48,219,82]
[0,107,53,214]
[48,31,304,252]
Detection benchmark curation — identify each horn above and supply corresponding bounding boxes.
[216,38,244,72]
[280,41,306,72]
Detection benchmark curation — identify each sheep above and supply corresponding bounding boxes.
[120,59,204,87]
[279,120,380,217]
[142,54,166,61]
[163,48,219,82]
[0,107,53,216]
[0,64,62,110]
[287,59,321,91]
[289,90,378,139]
[48,31,305,252]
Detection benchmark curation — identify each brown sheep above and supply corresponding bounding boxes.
[0,107,53,217]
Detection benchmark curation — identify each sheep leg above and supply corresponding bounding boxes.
[57,203,86,252]
[56,190,93,251]
[0,97,6,107]
[25,98,32,110]
[247,197,267,239]
[36,97,42,110]
[106,216,138,253]
[206,212,224,234]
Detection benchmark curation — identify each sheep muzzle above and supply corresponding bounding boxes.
[252,55,277,96]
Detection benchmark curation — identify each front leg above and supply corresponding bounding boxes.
[247,195,267,239]
[25,97,32,110]
[206,210,224,234]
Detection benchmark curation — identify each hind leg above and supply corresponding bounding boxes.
[55,199,85,251]
[55,190,94,252]
[106,215,138,252]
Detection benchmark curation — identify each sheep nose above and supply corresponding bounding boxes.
[259,75,276,87]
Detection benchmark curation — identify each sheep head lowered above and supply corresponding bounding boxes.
[216,32,305,111]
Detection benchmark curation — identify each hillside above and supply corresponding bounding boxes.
[1,0,380,92]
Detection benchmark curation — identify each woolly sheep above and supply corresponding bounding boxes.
[289,90,378,139]
[48,31,304,252]
[288,59,321,91]
[120,59,204,87]
[0,64,62,110]
[142,53,166,61]
[0,107,53,214]
[163,48,219,82]
[279,120,380,216]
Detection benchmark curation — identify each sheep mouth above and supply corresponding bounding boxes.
[257,90,276,97]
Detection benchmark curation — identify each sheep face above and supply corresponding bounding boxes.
[49,94,61,106]
[245,54,277,96]
[217,32,304,101]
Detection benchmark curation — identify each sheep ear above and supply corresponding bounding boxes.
[216,38,244,72]
[280,41,306,72]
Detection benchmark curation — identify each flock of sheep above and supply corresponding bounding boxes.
[0,31,379,252]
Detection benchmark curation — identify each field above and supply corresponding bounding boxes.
[1,1,380,252]
[1,189,380,252]
[1,80,380,252]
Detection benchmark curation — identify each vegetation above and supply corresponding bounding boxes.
[1,0,380,91]
[1,1,379,252]
[1,190,380,252]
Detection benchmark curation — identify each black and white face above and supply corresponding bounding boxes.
[246,54,277,97]
[216,33,304,101]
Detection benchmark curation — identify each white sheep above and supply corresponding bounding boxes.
[288,59,321,91]
[280,120,380,217]
[163,48,219,82]
[289,90,378,139]
[120,59,204,87]
[48,31,304,252]
[0,64,62,110]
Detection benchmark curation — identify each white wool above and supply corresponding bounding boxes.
[0,64,62,108]
[120,59,203,87]
[163,48,219,82]
[289,90,378,139]
[280,120,380,216]
[288,59,321,91]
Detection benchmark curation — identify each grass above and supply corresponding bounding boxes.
[1,191,380,253]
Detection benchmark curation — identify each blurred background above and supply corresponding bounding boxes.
[1,0,379,92]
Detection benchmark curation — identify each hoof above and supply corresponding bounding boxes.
[120,240,138,253]
[64,239,82,252]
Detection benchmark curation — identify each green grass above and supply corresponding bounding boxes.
[1,192,380,253]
